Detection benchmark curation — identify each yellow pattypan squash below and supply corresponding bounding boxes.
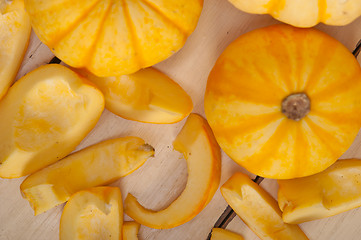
[24,0,203,77]
[229,0,361,27]
[204,24,361,179]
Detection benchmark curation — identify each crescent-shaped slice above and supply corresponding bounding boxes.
[21,137,154,215]
[60,187,123,240]
[77,67,193,124]
[124,113,221,229]
[0,0,31,99]
[278,159,361,224]
[221,172,308,240]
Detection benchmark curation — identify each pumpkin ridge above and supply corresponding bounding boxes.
[303,37,339,94]
[251,61,289,97]
[309,111,361,127]
[317,0,328,23]
[48,0,102,48]
[293,123,309,178]
[139,0,188,36]
[308,70,361,101]
[304,117,343,157]
[242,118,290,178]
[265,0,286,17]
[86,0,114,68]
[122,0,144,68]
[209,60,287,103]
[214,112,282,143]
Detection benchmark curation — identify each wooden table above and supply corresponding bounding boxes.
[1,0,361,239]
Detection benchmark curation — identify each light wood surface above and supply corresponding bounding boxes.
[1,0,361,239]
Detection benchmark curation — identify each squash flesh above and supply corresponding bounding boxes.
[124,114,221,229]
[211,228,244,240]
[20,136,154,215]
[221,173,308,240]
[77,67,193,124]
[0,0,31,100]
[60,187,123,240]
[0,64,104,178]
[278,159,361,224]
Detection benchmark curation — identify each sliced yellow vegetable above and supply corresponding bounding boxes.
[221,172,308,240]
[211,228,244,240]
[278,159,361,224]
[60,187,123,240]
[124,113,221,229]
[21,137,154,215]
[0,0,31,99]
[123,222,140,240]
[0,64,104,178]
[77,67,193,124]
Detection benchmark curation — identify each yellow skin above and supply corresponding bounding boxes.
[0,0,31,99]
[60,187,123,240]
[77,67,193,124]
[21,137,154,215]
[24,0,203,77]
[0,65,104,178]
[229,0,361,27]
[205,24,361,179]
[122,222,140,240]
[221,172,308,240]
[211,228,244,240]
[278,159,361,224]
[124,113,221,229]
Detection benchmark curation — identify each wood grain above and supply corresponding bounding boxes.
[1,0,361,239]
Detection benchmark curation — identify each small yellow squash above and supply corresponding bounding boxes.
[205,24,361,179]
[0,0,31,99]
[77,67,193,124]
[278,159,361,224]
[60,187,123,240]
[221,172,308,240]
[228,0,361,27]
[24,0,203,77]
[0,64,104,178]
[21,137,154,215]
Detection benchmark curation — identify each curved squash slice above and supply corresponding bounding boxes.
[60,187,123,240]
[278,159,361,224]
[0,0,31,99]
[0,64,104,178]
[123,222,140,240]
[221,173,308,240]
[77,67,193,124]
[211,228,244,240]
[21,136,154,215]
[124,113,221,229]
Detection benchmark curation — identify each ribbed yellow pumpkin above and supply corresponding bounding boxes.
[229,0,361,27]
[24,0,203,77]
[204,24,361,179]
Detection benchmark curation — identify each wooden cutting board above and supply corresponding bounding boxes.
[1,0,361,239]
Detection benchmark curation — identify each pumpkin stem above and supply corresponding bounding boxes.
[281,93,310,121]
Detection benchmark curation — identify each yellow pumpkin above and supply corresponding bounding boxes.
[24,0,203,77]
[228,0,361,27]
[204,24,361,179]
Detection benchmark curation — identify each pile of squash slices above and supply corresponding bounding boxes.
[1,0,361,239]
